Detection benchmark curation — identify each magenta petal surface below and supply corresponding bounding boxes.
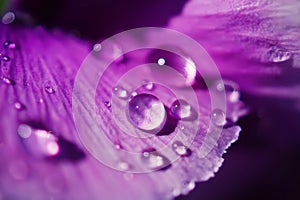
[0,23,247,200]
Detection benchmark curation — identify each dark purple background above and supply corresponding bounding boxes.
[14,0,300,199]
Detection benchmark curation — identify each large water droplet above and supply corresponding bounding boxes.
[170,99,196,120]
[172,141,191,156]
[211,109,226,126]
[127,94,166,131]
[17,124,60,157]
[267,46,292,63]
[141,150,170,170]
[113,86,128,99]
[1,11,15,24]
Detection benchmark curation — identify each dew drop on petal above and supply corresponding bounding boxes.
[157,58,166,66]
[113,86,128,99]
[182,181,196,194]
[4,41,17,50]
[172,141,191,156]
[104,101,111,108]
[211,109,226,126]
[141,150,169,170]
[267,46,292,63]
[93,43,102,52]
[142,81,155,91]
[170,99,192,120]
[17,124,60,157]
[216,80,240,103]
[123,173,134,181]
[14,102,25,110]
[127,94,166,131]
[1,76,14,85]
[118,161,130,171]
[44,86,55,94]
[0,55,10,62]
[1,11,15,25]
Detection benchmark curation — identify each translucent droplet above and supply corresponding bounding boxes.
[38,98,44,104]
[113,86,128,99]
[45,86,55,94]
[4,41,16,49]
[182,181,196,194]
[14,102,25,110]
[127,94,166,131]
[172,141,191,156]
[1,76,14,85]
[157,58,166,66]
[211,109,226,126]
[216,80,240,103]
[17,124,60,157]
[142,81,155,90]
[1,55,10,62]
[2,11,15,25]
[267,46,292,63]
[93,43,102,52]
[118,161,130,171]
[104,101,111,108]
[123,173,134,181]
[170,99,192,120]
[141,150,169,170]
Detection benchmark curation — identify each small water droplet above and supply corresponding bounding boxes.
[1,76,14,85]
[216,80,240,103]
[17,124,60,157]
[157,58,166,66]
[142,81,155,90]
[170,99,193,120]
[93,43,102,52]
[104,101,111,108]
[14,102,25,110]
[183,181,195,193]
[211,109,226,126]
[123,173,134,181]
[115,144,121,149]
[141,150,169,170]
[113,86,128,99]
[38,98,44,104]
[172,141,191,156]
[172,188,181,197]
[267,46,292,63]
[44,86,55,94]
[118,161,130,171]
[131,91,138,97]
[2,11,15,24]
[4,41,16,49]
[127,93,166,131]
[1,55,10,62]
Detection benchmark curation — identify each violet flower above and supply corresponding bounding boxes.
[0,0,299,200]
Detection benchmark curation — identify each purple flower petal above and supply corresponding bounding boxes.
[0,12,247,200]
